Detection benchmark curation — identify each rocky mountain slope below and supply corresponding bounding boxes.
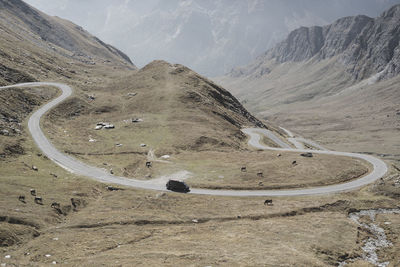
[229,4,400,81]
[218,4,400,155]
[23,0,400,76]
[0,0,135,85]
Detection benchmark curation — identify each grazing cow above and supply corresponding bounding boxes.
[241,166,247,172]
[51,202,63,215]
[51,202,60,209]
[71,198,78,209]
[34,197,43,205]
[264,199,273,206]
[18,195,26,203]
[257,172,263,177]
[106,186,123,191]
[71,198,83,210]
[30,189,36,196]
[146,161,152,168]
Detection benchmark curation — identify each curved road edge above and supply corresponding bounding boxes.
[0,82,388,197]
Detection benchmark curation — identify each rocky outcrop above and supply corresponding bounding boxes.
[267,26,325,63]
[241,4,400,80]
[0,63,36,85]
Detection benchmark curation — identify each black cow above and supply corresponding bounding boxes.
[264,199,273,206]
[34,197,43,205]
[18,195,26,203]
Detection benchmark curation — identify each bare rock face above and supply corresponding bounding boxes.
[259,4,400,80]
[267,26,325,63]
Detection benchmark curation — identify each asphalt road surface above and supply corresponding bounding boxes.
[0,82,388,196]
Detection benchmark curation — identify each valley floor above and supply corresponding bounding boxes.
[1,69,399,266]
[1,151,399,266]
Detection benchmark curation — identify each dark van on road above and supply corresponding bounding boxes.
[166,180,190,193]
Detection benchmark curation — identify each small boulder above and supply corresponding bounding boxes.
[0,129,9,136]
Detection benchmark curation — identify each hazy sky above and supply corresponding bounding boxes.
[24,0,400,76]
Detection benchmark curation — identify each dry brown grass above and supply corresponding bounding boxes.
[1,15,399,265]
[217,57,400,158]
[173,150,369,190]
[1,151,398,267]
[0,129,399,266]
[34,61,370,192]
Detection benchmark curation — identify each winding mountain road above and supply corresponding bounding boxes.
[1,82,388,196]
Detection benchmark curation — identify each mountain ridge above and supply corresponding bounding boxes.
[0,0,135,85]
[230,4,400,81]
[24,0,400,76]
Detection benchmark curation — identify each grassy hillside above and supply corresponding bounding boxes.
[217,5,400,157]
[218,55,400,157]
[36,60,369,190]
[1,1,400,266]
[0,0,134,86]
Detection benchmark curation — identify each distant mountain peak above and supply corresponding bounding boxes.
[231,4,400,81]
[21,0,400,77]
[382,3,400,18]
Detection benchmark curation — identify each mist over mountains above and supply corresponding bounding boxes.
[230,4,400,81]
[23,0,400,76]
